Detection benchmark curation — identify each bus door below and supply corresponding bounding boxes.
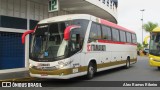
[69,28,82,73]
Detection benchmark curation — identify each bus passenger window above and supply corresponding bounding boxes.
[132,34,137,44]
[102,25,112,40]
[120,31,126,42]
[112,28,120,41]
[126,32,132,43]
[89,23,102,42]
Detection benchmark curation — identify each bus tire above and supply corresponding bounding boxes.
[157,67,160,70]
[86,62,95,79]
[125,57,130,69]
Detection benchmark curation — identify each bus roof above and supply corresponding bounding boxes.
[152,27,160,32]
[38,14,135,34]
[100,19,135,33]
[38,14,91,24]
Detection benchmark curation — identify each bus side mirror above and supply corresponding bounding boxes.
[22,30,34,44]
[64,25,81,41]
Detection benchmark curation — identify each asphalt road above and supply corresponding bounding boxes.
[2,56,160,90]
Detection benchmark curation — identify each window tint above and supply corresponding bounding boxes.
[120,31,126,42]
[112,28,120,41]
[97,24,102,39]
[72,19,89,47]
[132,34,137,44]
[73,19,89,38]
[102,25,112,40]
[89,23,102,42]
[70,31,81,55]
[126,32,132,43]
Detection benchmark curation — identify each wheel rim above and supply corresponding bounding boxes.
[89,66,94,77]
[126,60,130,67]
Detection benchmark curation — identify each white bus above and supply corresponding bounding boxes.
[22,14,137,79]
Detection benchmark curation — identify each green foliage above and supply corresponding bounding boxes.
[143,41,148,48]
[143,22,158,32]
[137,42,143,51]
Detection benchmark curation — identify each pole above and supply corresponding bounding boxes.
[140,9,145,44]
[25,0,30,69]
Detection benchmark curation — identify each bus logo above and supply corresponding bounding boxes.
[2,82,11,87]
[87,44,106,51]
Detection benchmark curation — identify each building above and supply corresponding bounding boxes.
[112,0,118,7]
[0,0,118,73]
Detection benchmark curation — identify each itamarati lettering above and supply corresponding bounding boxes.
[88,44,106,51]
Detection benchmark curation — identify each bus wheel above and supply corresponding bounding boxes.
[125,58,130,69]
[87,62,95,79]
[157,67,160,70]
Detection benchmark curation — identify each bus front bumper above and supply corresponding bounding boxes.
[30,73,71,79]
[29,67,73,79]
[29,66,87,79]
[149,59,160,67]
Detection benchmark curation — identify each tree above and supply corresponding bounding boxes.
[143,41,148,48]
[143,22,158,32]
[137,42,143,51]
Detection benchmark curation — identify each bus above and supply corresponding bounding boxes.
[144,27,160,70]
[22,14,137,79]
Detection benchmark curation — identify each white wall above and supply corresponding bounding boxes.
[0,0,70,73]
[0,0,46,20]
[0,0,70,20]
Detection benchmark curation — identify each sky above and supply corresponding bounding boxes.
[117,0,160,43]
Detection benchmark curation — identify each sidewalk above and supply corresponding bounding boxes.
[0,71,30,80]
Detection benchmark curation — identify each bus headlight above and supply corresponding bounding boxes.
[29,64,33,68]
[58,64,64,69]
[150,58,153,60]
[150,58,160,62]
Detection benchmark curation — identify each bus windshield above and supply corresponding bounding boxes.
[30,19,89,61]
[149,32,160,56]
[30,21,71,61]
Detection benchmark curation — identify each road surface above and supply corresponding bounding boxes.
[2,56,160,90]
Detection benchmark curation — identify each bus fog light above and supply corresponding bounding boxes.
[59,64,64,69]
[60,73,64,76]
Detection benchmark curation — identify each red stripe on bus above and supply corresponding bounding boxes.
[98,40,137,46]
[100,19,135,34]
